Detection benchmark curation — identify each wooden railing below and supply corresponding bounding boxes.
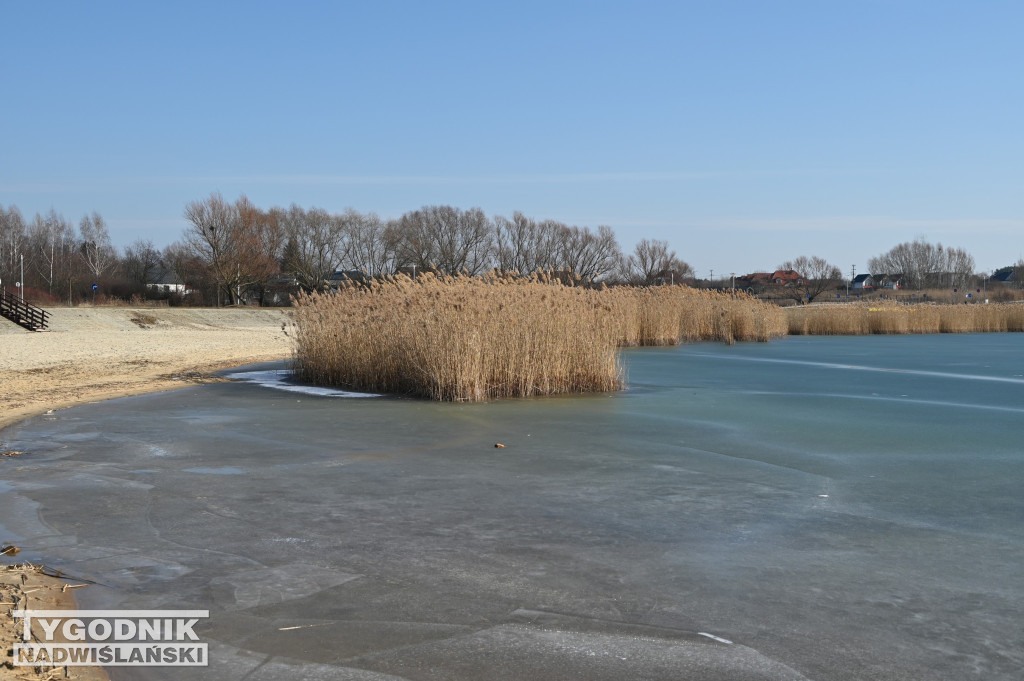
[0,289,49,331]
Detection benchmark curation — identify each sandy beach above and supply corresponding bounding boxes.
[1,306,293,679]
[0,307,294,432]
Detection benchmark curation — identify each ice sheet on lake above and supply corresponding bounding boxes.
[227,369,380,398]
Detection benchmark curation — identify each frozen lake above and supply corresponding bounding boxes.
[1,334,1022,680]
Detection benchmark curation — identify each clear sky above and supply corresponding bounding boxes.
[3,0,1022,276]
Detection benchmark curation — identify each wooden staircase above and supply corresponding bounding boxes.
[0,289,49,331]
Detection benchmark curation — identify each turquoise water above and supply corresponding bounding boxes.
[1,333,1021,680]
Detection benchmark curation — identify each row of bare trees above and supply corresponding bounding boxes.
[0,204,208,304]
[177,193,696,301]
[1,206,119,300]
[867,238,976,290]
[1,197,696,306]
[5,196,1006,308]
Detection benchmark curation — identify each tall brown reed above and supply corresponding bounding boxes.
[292,273,787,401]
[787,302,1024,335]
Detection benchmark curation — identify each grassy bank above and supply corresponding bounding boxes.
[292,273,786,401]
[787,302,1024,335]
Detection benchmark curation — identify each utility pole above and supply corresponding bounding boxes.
[709,269,714,289]
[20,253,24,300]
[731,272,735,295]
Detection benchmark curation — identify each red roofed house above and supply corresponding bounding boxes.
[770,269,805,286]
[736,270,805,291]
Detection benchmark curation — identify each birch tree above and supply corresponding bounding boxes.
[0,205,26,288]
[78,212,117,280]
[28,210,77,295]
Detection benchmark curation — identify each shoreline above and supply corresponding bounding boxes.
[1,307,293,680]
[0,307,294,434]
[1,564,108,681]
[0,353,293,434]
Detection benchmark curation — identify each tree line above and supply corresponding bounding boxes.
[2,195,1018,306]
[1,196,692,306]
[0,205,163,304]
[866,238,977,290]
[178,193,696,304]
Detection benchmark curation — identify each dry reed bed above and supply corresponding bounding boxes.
[292,273,787,401]
[787,303,1024,335]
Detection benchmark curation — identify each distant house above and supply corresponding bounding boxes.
[263,274,300,306]
[770,269,805,286]
[735,270,804,291]
[146,268,188,295]
[874,273,903,289]
[851,274,874,290]
[327,270,371,288]
[741,272,773,287]
[990,268,1016,285]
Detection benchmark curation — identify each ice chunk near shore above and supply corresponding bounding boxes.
[226,369,380,398]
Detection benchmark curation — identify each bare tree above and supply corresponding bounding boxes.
[122,238,162,286]
[162,240,207,293]
[236,195,285,303]
[618,238,692,285]
[183,193,282,304]
[943,245,976,289]
[1014,259,1024,290]
[277,204,347,292]
[493,212,561,274]
[342,209,395,276]
[532,220,565,271]
[779,255,842,303]
[869,238,975,289]
[393,206,494,275]
[555,224,621,280]
[183,193,237,302]
[0,205,26,288]
[493,212,534,273]
[78,212,117,281]
[28,210,78,295]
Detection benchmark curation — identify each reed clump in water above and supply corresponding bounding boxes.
[292,273,787,400]
[603,286,788,346]
[787,303,1024,335]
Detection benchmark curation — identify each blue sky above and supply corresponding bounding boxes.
[3,0,1021,275]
